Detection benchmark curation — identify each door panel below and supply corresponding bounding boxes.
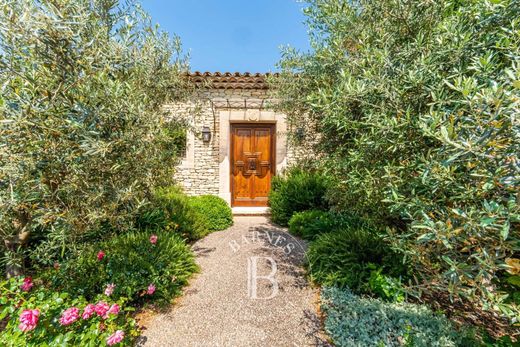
[253,128,271,201]
[231,124,275,207]
[233,128,252,202]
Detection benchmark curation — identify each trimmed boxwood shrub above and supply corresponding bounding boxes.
[47,229,197,305]
[150,186,210,240]
[189,195,233,231]
[268,167,330,226]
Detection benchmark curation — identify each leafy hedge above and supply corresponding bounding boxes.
[189,195,233,231]
[47,229,197,305]
[268,167,330,226]
[274,0,520,321]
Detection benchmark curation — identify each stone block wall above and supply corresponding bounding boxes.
[164,87,305,199]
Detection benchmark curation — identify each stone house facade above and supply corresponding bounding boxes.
[165,72,304,210]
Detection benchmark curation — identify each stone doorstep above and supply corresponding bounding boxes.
[231,206,271,216]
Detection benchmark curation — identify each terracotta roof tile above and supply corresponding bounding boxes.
[185,71,278,89]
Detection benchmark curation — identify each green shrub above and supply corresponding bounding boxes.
[48,229,197,305]
[268,167,329,226]
[288,210,337,240]
[0,277,138,346]
[152,186,210,240]
[189,195,233,231]
[307,227,406,293]
[321,286,466,347]
[288,210,370,240]
[367,265,405,303]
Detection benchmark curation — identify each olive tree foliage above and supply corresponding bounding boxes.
[0,0,190,275]
[273,0,519,320]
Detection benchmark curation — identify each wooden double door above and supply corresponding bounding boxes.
[231,124,275,207]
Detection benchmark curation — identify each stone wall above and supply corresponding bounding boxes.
[165,88,303,201]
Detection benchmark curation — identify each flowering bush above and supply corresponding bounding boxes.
[0,277,138,346]
[47,229,197,305]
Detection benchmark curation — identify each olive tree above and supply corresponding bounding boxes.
[274,0,519,322]
[0,0,190,275]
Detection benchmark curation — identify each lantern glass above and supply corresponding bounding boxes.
[202,126,211,143]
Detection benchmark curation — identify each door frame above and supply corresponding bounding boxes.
[230,122,276,207]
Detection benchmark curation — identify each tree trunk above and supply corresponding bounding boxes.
[4,211,31,278]
[4,230,30,278]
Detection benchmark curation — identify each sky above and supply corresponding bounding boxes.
[141,0,311,73]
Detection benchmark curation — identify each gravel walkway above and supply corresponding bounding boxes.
[140,216,327,347]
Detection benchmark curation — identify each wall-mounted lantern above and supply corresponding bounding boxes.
[295,127,305,142]
[202,126,212,143]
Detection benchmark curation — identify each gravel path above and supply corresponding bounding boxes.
[139,216,327,347]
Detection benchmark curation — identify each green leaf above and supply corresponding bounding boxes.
[505,276,520,287]
[501,221,509,240]
[480,217,495,227]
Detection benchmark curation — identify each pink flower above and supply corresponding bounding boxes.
[95,301,110,317]
[82,304,95,319]
[97,251,105,261]
[147,284,156,295]
[149,234,158,244]
[106,330,125,346]
[104,283,116,296]
[59,307,79,326]
[18,309,39,332]
[21,277,34,292]
[104,304,120,319]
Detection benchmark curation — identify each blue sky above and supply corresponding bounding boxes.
[141,0,311,73]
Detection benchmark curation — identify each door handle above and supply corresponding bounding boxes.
[249,158,256,171]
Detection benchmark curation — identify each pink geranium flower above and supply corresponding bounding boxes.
[103,303,120,319]
[104,283,116,296]
[106,330,125,345]
[82,304,95,319]
[149,234,158,244]
[147,284,156,295]
[18,309,39,332]
[21,277,34,292]
[95,301,110,317]
[108,304,120,315]
[97,251,105,261]
[59,307,79,326]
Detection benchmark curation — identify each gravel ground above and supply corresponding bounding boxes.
[139,216,328,347]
